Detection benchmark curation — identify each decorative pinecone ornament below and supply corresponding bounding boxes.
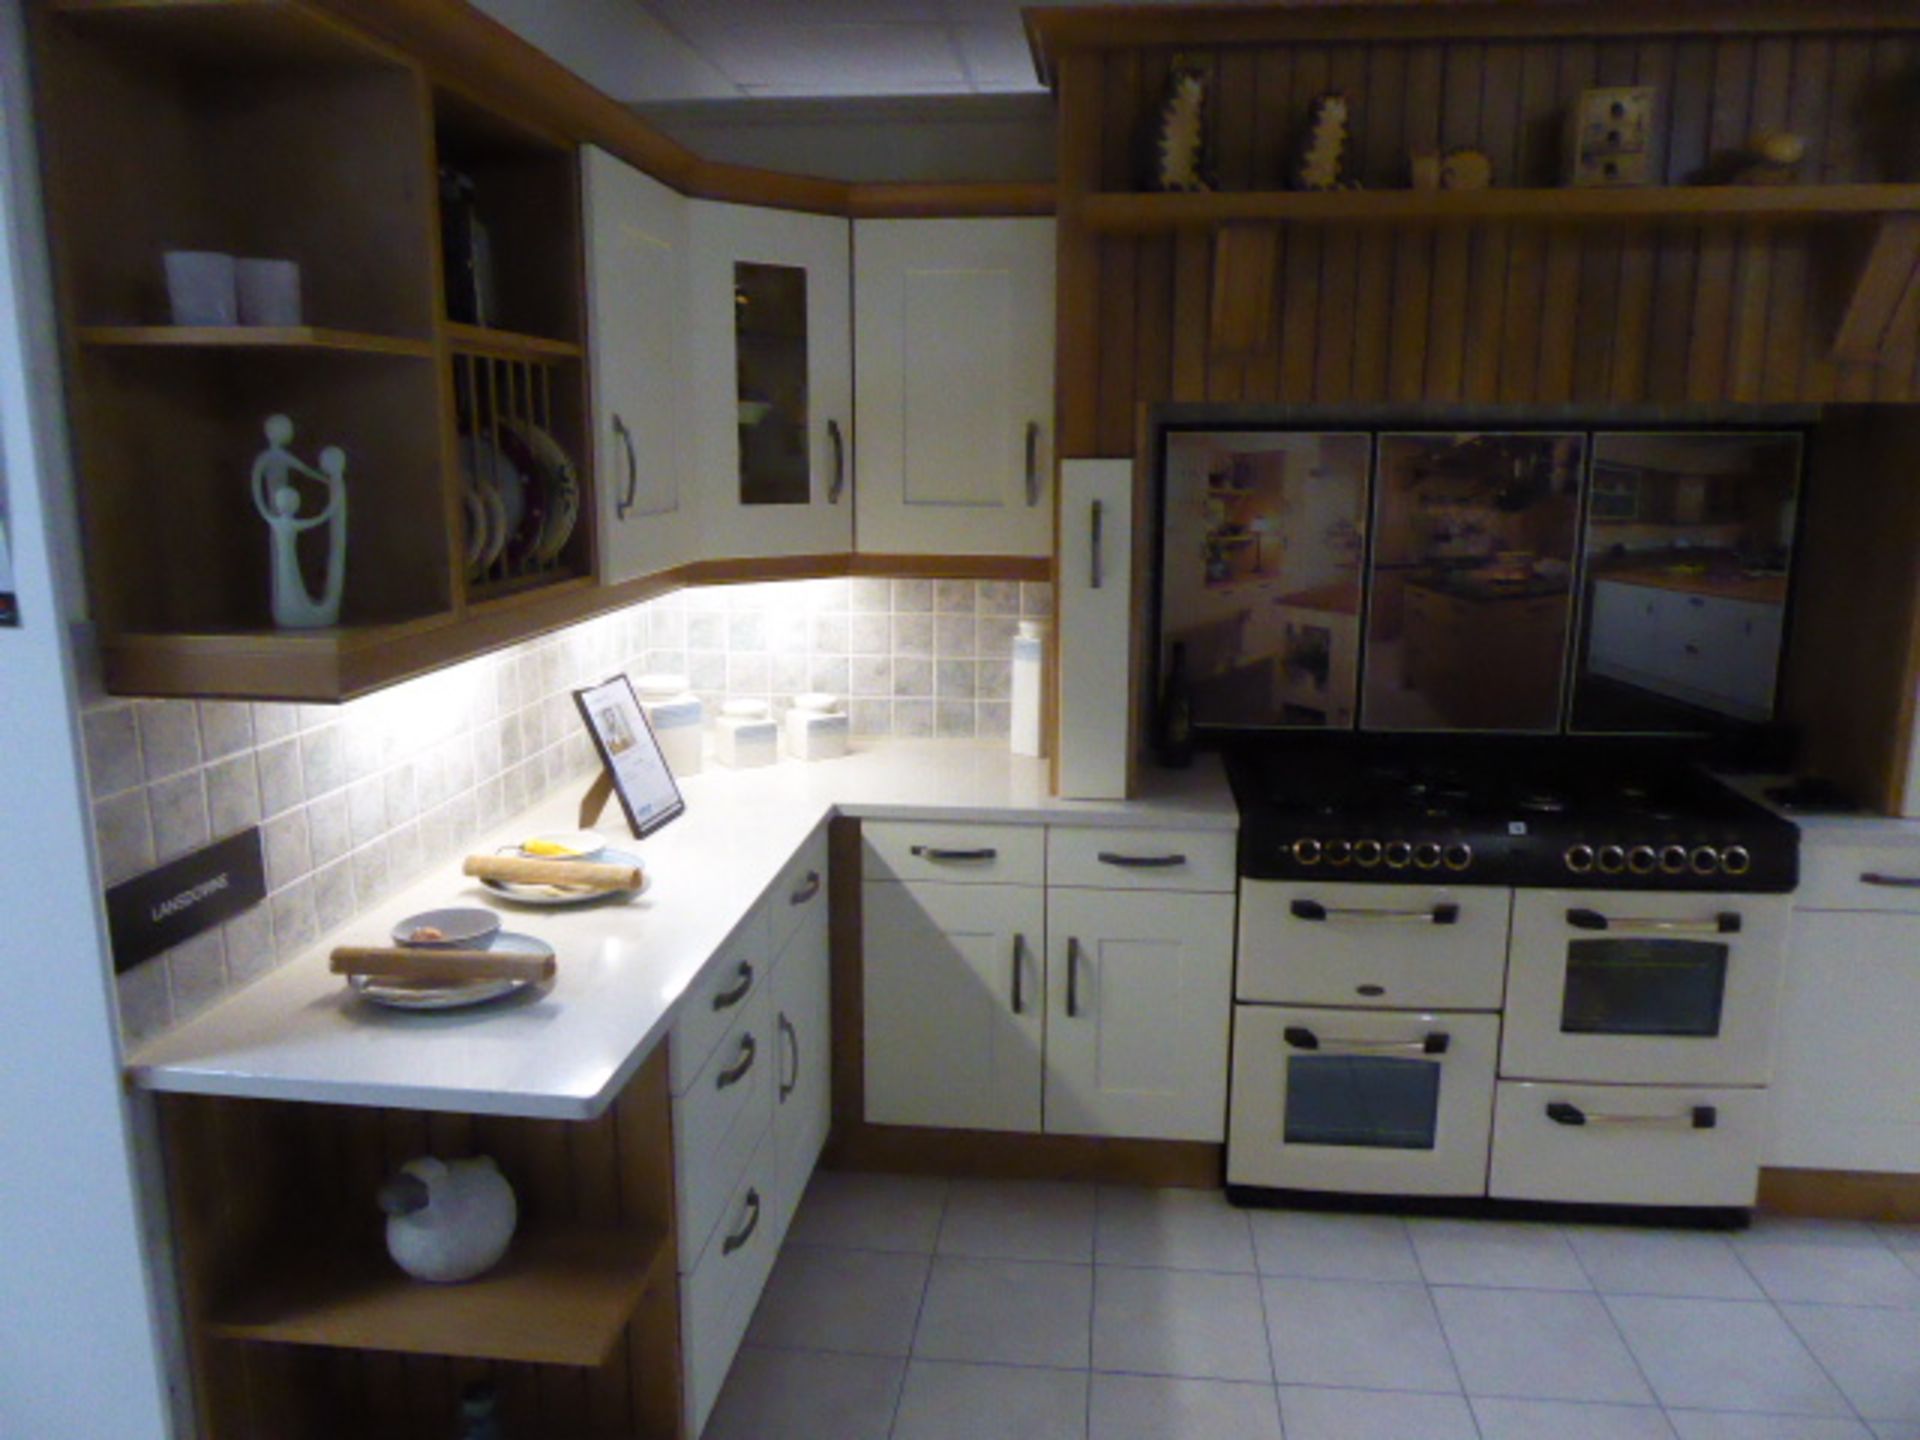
[1292,92,1352,191]
[1145,62,1214,193]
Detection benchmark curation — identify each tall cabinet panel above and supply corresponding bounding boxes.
[688,201,853,560]
[854,218,1055,558]
[582,146,693,585]
[1058,459,1135,798]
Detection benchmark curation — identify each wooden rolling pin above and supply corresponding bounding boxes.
[331,947,557,985]
[462,854,642,892]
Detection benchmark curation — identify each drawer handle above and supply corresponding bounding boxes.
[1067,936,1086,1019]
[1097,851,1188,869]
[716,1033,757,1090]
[1546,1101,1718,1131]
[1290,900,1460,925]
[1283,1025,1449,1056]
[1565,908,1740,935]
[722,1188,762,1256]
[711,961,754,1011]
[790,869,822,905]
[910,845,998,863]
[778,1012,798,1102]
[1861,872,1920,889]
[1011,933,1027,1015]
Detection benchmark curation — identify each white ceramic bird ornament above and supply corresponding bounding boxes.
[377,1156,518,1284]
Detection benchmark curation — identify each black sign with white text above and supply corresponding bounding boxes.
[105,828,266,973]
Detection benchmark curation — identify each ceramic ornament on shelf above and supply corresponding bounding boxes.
[378,1155,518,1284]
[1292,93,1353,191]
[250,413,346,629]
[1145,60,1214,193]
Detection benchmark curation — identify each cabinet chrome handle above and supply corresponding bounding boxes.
[1011,933,1027,1015]
[778,1012,798,1102]
[1547,1101,1717,1130]
[910,845,997,862]
[1284,1025,1449,1056]
[716,1033,757,1089]
[711,961,754,1011]
[612,413,639,521]
[1565,908,1740,935]
[722,1188,762,1255]
[1097,851,1187,869]
[1861,872,1920,889]
[1066,937,1085,1018]
[790,869,822,905]
[1024,421,1042,506]
[1291,900,1460,925]
[1089,500,1105,590]
[827,418,846,504]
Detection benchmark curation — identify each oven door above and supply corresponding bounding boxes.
[1503,890,1790,1086]
[1228,1005,1499,1196]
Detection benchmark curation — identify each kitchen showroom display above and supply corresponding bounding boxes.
[1155,426,1803,737]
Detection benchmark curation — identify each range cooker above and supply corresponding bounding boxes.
[1223,737,1798,1219]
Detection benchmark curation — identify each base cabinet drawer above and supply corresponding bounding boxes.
[863,820,1044,886]
[1047,826,1236,893]
[675,984,774,1270]
[1798,844,1920,914]
[1490,1081,1763,1208]
[683,1130,780,1438]
[672,911,772,1094]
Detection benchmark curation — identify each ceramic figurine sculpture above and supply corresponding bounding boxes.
[1293,93,1353,191]
[1146,61,1214,192]
[251,413,346,628]
[378,1155,518,1284]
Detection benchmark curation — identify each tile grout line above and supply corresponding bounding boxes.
[1564,1222,1668,1421]
[885,1176,952,1440]
[1405,1221,1488,1440]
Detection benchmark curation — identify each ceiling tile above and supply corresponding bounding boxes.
[952,22,1041,90]
[700,22,969,94]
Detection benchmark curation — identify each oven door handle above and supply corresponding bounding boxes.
[1291,899,1460,926]
[1564,908,1741,935]
[1546,1100,1718,1131]
[1283,1025,1449,1056]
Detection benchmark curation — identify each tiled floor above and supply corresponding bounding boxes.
[704,1173,1920,1440]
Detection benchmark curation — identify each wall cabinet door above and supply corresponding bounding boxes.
[1057,459,1134,798]
[863,880,1045,1132]
[581,147,693,584]
[1044,888,1234,1141]
[688,201,852,561]
[853,217,1055,557]
[771,894,831,1241]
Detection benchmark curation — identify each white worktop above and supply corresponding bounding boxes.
[125,742,1235,1120]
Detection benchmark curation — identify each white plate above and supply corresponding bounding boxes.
[480,847,647,907]
[348,931,554,1011]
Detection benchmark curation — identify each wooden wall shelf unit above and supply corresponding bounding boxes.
[77,326,438,357]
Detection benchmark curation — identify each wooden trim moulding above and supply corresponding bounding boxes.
[1758,1168,1920,1223]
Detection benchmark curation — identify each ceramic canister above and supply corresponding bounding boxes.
[634,673,703,777]
[714,698,778,768]
[1011,620,1047,757]
[785,693,849,761]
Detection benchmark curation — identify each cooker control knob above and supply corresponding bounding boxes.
[1413,842,1443,870]
[1659,845,1690,875]
[1384,841,1413,869]
[1597,845,1627,874]
[1690,846,1721,875]
[1292,838,1323,865]
[1627,845,1658,875]
[1325,839,1353,866]
[1443,843,1473,872]
[1721,845,1752,876]
[1564,844,1596,874]
[1354,839,1383,867]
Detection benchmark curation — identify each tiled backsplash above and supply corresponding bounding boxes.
[82,576,1051,1047]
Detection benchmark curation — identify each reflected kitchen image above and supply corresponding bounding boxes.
[1362,432,1586,732]
[1570,432,1801,731]
[1158,431,1368,728]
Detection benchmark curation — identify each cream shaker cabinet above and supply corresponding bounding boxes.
[688,201,853,561]
[582,146,695,585]
[852,217,1056,558]
[1057,459,1136,799]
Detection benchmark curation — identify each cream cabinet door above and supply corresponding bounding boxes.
[853,217,1055,557]
[863,880,1045,1132]
[1057,459,1134,799]
[687,201,852,560]
[1044,888,1234,1141]
[771,892,831,1240]
[581,146,692,584]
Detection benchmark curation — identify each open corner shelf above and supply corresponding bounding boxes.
[445,321,584,362]
[80,325,434,358]
[207,1224,668,1368]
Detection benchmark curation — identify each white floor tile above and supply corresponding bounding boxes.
[913,1256,1094,1369]
[890,1359,1086,1440]
[1739,1217,1888,1248]
[1096,1185,1255,1272]
[1279,1385,1479,1439]
[743,1246,929,1356]
[702,1346,904,1440]
[1249,1209,1423,1283]
[1409,1218,1591,1290]
[1666,1413,1876,1439]
[1782,1302,1920,1422]
[1435,1286,1653,1404]
[1605,1295,1851,1416]
[786,1171,947,1253]
[1873,1224,1920,1254]
[1092,1267,1271,1382]
[1564,1226,1764,1301]
[1263,1278,1460,1393]
[1474,1397,1677,1439]
[1876,1427,1920,1439]
[937,1178,1098,1262]
[1088,1374,1283,1440]
[1740,1244,1920,1308]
